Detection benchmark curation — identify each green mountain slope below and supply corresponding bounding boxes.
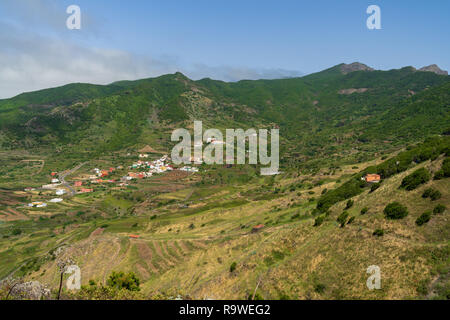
[1,64,448,165]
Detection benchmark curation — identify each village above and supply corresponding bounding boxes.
[22,149,200,210]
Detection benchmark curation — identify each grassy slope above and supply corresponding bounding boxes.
[0,65,449,299]
[1,145,447,299]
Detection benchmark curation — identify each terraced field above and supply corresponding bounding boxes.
[0,137,449,300]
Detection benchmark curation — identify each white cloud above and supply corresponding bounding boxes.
[0,23,178,98]
[0,11,302,99]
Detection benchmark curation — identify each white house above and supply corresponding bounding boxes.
[56,189,66,196]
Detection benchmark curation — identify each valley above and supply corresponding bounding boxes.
[0,63,448,300]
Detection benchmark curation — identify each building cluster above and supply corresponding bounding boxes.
[126,155,174,179]
[179,166,199,172]
[22,152,199,210]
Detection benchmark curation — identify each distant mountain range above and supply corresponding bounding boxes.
[0,62,448,168]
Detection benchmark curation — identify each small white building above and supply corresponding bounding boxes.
[55,189,66,196]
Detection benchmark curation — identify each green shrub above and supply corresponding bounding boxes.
[370,183,381,193]
[416,211,432,226]
[441,158,450,177]
[248,292,263,300]
[430,190,442,200]
[106,271,140,291]
[11,228,22,236]
[345,199,354,209]
[337,211,349,227]
[416,279,430,296]
[373,229,384,237]
[347,216,355,224]
[313,215,325,227]
[433,204,446,214]
[316,177,366,212]
[400,168,430,191]
[422,188,441,200]
[360,207,368,215]
[384,202,409,220]
[422,188,434,198]
[314,283,326,293]
[230,262,237,273]
[279,293,291,300]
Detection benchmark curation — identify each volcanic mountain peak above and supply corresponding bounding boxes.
[340,62,375,74]
[419,64,448,76]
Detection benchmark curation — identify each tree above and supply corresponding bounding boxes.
[313,215,325,227]
[106,271,140,291]
[384,202,409,220]
[433,204,446,214]
[337,211,349,227]
[400,168,430,191]
[345,199,354,209]
[373,229,384,237]
[416,212,432,226]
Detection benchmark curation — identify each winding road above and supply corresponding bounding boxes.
[58,162,87,197]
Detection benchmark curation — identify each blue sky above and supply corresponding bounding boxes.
[0,0,449,98]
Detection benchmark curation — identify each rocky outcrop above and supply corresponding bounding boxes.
[340,62,374,74]
[10,281,51,300]
[418,64,448,75]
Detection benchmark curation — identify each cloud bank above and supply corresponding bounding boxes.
[0,0,302,99]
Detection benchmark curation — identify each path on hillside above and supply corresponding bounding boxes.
[59,162,88,196]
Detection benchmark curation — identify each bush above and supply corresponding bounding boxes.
[384,202,409,220]
[441,158,450,177]
[11,228,22,236]
[416,211,432,226]
[345,199,354,209]
[316,177,366,212]
[248,292,263,300]
[422,188,434,198]
[430,190,442,201]
[433,204,446,214]
[278,293,291,300]
[313,215,325,227]
[66,284,144,300]
[434,170,444,180]
[360,207,368,215]
[337,211,349,227]
[314,283,326,293]
[370,183,381,193]
[373,229,384,237]
[230,262,237,273]
[400,168,430,191]
[347,216,355,224]
[422,188,441,200]
[106,271,140,291]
